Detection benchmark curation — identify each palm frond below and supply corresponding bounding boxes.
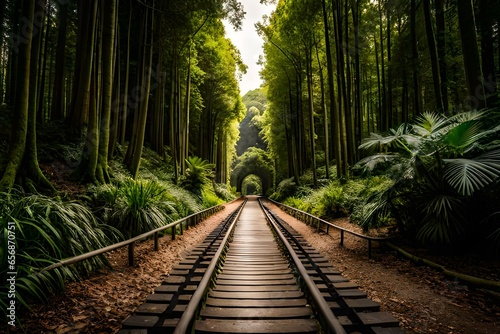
[359,132,390,152]
[358,196,392,231]
[444,120,483,153]
[413,112,448,137]
[444,149,500,196]
[359,124,416,154]
[356,154,399,172]
[448,109,486,123]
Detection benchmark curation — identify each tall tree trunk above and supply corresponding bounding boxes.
[286,73,300,184]
[51,1,68,120]
[378,0,387,131]
[332,0,348,177]
[120,0,133,145]
[20,0,54,191]
[402,68,409,123]
[423,0,444,112]
[6,0,23,106]
[182,44,193,174]
[315,41,330,179]
[169,52,179,182]
[386,1,394,128]
[0,0,53,191]
[344,0,355,165]
[37,0,50,123]
[215,128,224,183]
[478,0,497,100]
[375,37,382,128]
[322,0,341,177]
[435,0,449,114]
[109,9,120,161]
[411,0,423,116]
[0,0,34,190]
[305,45,317,187]
[150,37,164,157]
[128,2,154,178]
[70,0,98,131]
[0,0,6,101]
[457,0,486,109]
[351,0,362,152]
[124,0,145,167]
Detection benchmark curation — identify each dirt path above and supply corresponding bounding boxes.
[264,200,500,334]
[7,197,499,333]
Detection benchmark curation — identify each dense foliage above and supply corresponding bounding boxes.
[0,0,246,191]
[231,147,275,195]
[260,0,500,184]
[181,156,216,198]
[0,189,121,315]
[356,109,500,247]
[0,140,232,323]
[237,89,268,156]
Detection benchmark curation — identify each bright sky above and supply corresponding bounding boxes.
[224,1,276,96]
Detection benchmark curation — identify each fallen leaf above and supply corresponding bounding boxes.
[72,315,88,322]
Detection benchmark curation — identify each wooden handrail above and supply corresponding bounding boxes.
[40,198,241,272]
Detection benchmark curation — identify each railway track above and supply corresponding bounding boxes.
[120,196,403,334]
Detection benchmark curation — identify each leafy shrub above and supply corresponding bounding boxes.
[164,186,203,218]
[276,175,394,223]
[110,178,176,238]
[180,156,215,198]
[0,190,121,317]
[308,182,345,218]
[270,177,298,201]
[283,196,312,213]
[356,110,500,246]
[214,183,236,201]
[202,191,224,208]
[137,146,174,182]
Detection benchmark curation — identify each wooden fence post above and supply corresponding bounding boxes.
[154,232,159,251]
[128,243,135,266]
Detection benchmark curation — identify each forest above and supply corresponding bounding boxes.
[0,0,499,330]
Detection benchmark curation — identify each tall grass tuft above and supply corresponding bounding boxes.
[111,178,176,238]
[0,189,121,319]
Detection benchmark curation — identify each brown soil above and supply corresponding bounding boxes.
[264,200,500,334]
[6,197,500,334]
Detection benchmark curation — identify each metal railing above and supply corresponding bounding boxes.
[266,198,395,258]
[41,198,241,273]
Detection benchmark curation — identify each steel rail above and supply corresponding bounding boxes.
[173,199,247,334]
[259,199,348,334]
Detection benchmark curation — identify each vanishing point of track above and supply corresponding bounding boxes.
[120,196,403,334]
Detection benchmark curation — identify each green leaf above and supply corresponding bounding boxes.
[444,149,500,196]
[444,120,483,152]
[413,112,449,137]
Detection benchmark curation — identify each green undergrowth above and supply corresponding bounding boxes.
[278,176,394,222]
[0,136,236,325]
[0,188,122,325]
